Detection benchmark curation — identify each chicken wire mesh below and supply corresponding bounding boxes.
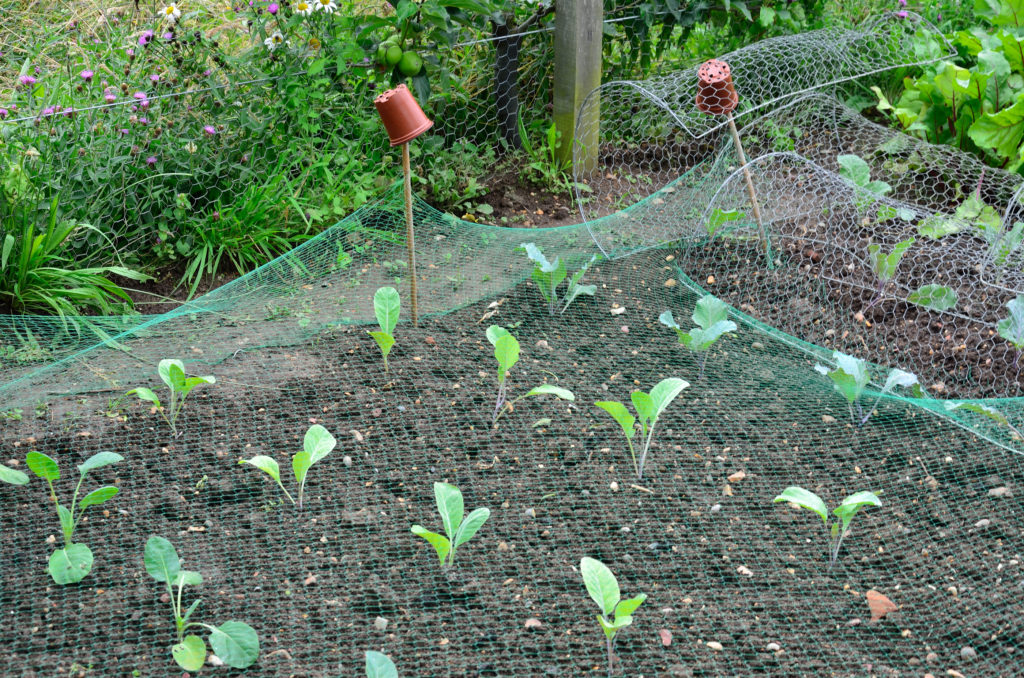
[2,10,1024,678]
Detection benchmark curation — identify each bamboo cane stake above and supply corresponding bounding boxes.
[402,142,419,327]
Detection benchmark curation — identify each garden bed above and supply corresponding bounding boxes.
[1,249,1019,676]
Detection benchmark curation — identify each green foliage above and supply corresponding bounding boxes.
[518,243,597,315]
[595,377,689,480]
[659,295,737,377]
[486,325,575,423]
[837,154,892,198]
[411,482,490,567]
[368,286,400,373]
[944,399,1024,439]
[996,294,1024,350]
[706,208,746,239]
[144,536,260,671]
[127,359,215,436]
[366,651,399,678]
[0,462,29,486]
[26,450,123,584]
[867,238,914,283]
[773,487,881,572]
[907,284,959,312]
[815,351,920,425]
[240,424,337,508]
[579,557,645,676]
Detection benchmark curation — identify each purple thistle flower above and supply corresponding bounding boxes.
[133,91,147,100]
[203,125,217,135]
[118,128,130,135]
[896,10,908,18]
[898,0,906,5]
[80,69,94,81]
[146,156,157,166]
[139,30,154,46]
[268,2,279,13]
[138,117,149,125]
[18,75,37,86]
[203,69,212,77]
[150,74,160,83]
[163,32,174,41]
[126,48,135,57]
[105,93,117,103]
[0,109,8,119]
[41,106,55,117]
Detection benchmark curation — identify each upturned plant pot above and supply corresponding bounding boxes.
[696,59,739,115]
[374,84,434,146]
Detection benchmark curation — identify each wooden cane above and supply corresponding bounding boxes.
[725,112,768,255]
[402,142,419,327]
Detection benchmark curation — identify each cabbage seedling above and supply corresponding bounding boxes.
[864,237,914,310]
[486,325,575,423]
[773,487,881,573]
[997,294,1024,369]
[659,295,737,378]
[365,650,399,678]
[944,400,1024,440]
[127,359,215,436]
[411,482,490,567]
[814,351,919,425]
[144,535,260,671]
[580,557,646,677]
[0,462,29,486]
[26,450,122,584]
[518,243,597,314]
[368,286,400,373]
[239,424,336,508]
[595,377,689,480]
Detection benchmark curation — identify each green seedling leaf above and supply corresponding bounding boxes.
[944,400,1010,425]
[833,491,881,532]
[158,359,185,389]
[597,614,633,639]
[522,384,575,401]
[494,334,520,383]
[881,368,919,395]
[815,352,869,404]
[838,154,872,187]
[365,650,399,678]
[144,535,181,582]
[410,526,451,565]
[908,284,958,312]
[240,455,280,482]
[172,635,207,672]
[434,482,464,541]
[77,451,123,475]
[595,401,636,439]
[127,387,161,407]
[26,451,59,481]
[57,504,74,540]
[79,486,118,509]
[692,295,730,329]
[453,507,490,547]
[648,378,689,422]
[630,390,654,426]
[48,542,93,585]
[659,310,681,331]
[867,238,914,282]
[614,593,647,620]
[208,620,260,669]
[368,331,395,362]
[173,570,203,587]
[562,258,598,312]
[373,286,401,335]
[293,424,337,485]
[0,463,29,485]
[519,242,554,271]
[774,486,828,526]
[486,325,511,346]
[997,294,1024,349]
[917,213,963,239]
[993,222,1024,266]
[178,374,215,399]
[707,208,744,236]
[580,557,620,617]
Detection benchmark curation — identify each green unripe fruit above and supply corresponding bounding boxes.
[385,45,403,67]
[398,51,422,77]
[376,44,389,64]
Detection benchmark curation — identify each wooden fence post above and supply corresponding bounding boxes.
[553,0,602,171]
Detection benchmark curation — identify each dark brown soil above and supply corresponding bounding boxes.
[1,250,1020,677]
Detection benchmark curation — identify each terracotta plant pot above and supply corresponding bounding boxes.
[695,59,739,115]
[374,84,434,146]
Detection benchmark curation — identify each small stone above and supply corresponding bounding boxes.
[535,340,551,350]
[960,646,976,660]
[207,654,224,666]
[45,535,56,544]
[524,618,543,629]
[610,306,626,315]
[766,643,780,652]
[988,486,1012,498]
[854,311,865,323]
[822,415,836,424]
[908,657,921,666]
[664,278,677,287]
[947,586,958,596]
[524,508,536,518]
[350,429,364,443]
[159,593,171,604]
[498,541,510,552]
[848,618,862,626]
[659,629,673,647]
[707,275,715,284]
[824,329,836,337]
[373,616,388,631]
[710,504,722,513]
[974,519,991,528]
[303,574,317,586]
[706,641,723,651]
[727,471,746,483]
[925,652,939,665]
[736,565,753,577]
[343,456,352,467]
[751,342,764,350]
[620,325,629,333]
[610,481,620,492]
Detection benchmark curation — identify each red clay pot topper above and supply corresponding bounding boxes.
[696,59,739,115]
[374,83,434,146]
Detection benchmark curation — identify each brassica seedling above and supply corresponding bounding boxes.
[411,482,490,568]
[144,535,259,671]
[580,557,646,678]
[997,294,1024,369]
[0,462,29,486]
[838,154,891,213]
[518,243,597,314]
[864,238,914,310]
[25,450,122,584]
[365,651,398,678]
[239,424,336,508]
[907,284,958,312]
[368,286,400,373]
[945,400,1024,440]
[127,359,215,436]
[659,295,737,378]
[706,208,745,239]
[773,487,881,573]
[594,377,689,480]
[486,325,575,423]
[814,351,919,426]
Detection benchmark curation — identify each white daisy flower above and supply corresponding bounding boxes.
[294,1,314,15]
[315,0,338,12]
[161,3,181,24]
[264,31,285,51]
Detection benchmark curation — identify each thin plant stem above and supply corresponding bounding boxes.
[606,635,613,678]
[637,422,658,481]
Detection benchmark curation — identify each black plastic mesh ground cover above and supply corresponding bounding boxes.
[1,184,1022,676]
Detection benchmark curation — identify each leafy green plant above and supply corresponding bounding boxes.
[945,400,1024,440]
[411,482,490,568]
[837,154,892,212]
[486,325,575,423]
[368,286,400,373]
[517,116,577,192]
[594,377,689,480]
[773,487,881,573]
[517,243,597,315]
[864,237,914,310]
[239,424,337,509]
[26,450,122,584]
[127,359,215,437]
[0,462,29,486]
[907,284,958,312]
[659,295,737,378]
[144,536,260,671]
[997,294,1024,368]
[706,208,745,239]
[814,351,920,425]
[366,650,399,678]
[580,557,646,678]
